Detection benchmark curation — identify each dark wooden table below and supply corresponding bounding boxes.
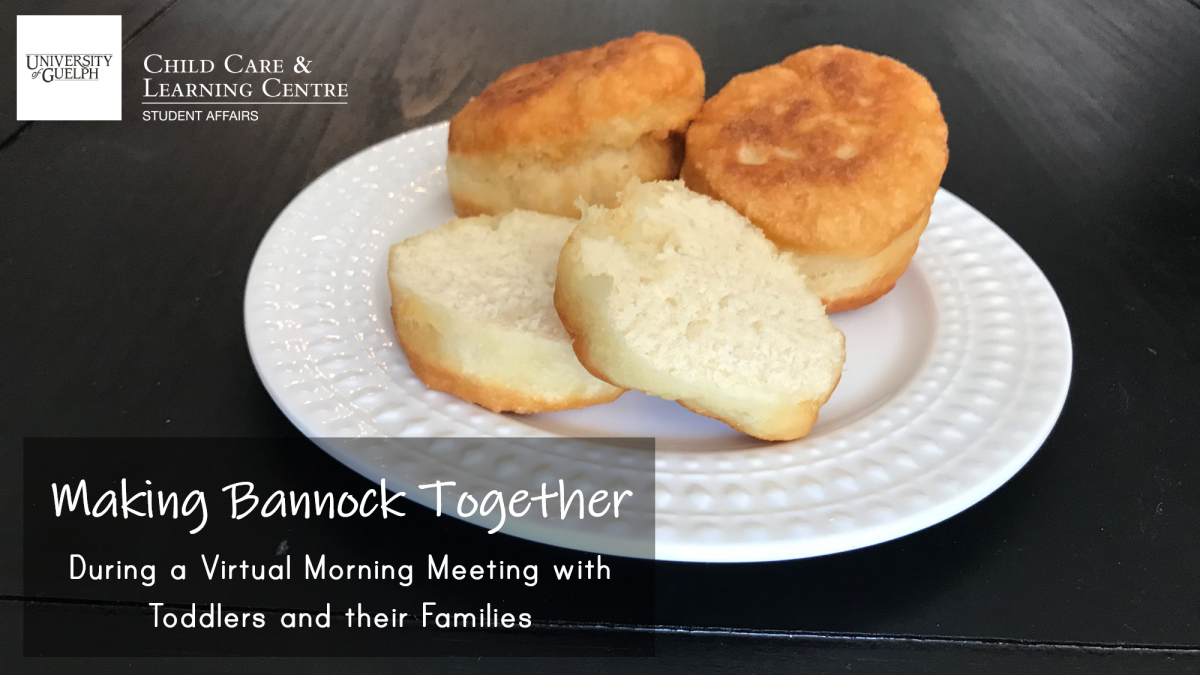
[2,0,1199,672]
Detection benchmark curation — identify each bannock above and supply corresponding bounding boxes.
[389,211,625,413]
[554,181,845,440]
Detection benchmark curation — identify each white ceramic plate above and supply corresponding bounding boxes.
[245,122,1072,562]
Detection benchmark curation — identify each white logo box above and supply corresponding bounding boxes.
[16,15,122,121]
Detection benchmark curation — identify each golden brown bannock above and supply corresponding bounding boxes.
[448,32,705,218]
[682,45,948,310]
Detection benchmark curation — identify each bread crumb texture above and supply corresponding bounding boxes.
[393,211,571,340]
[569,181,843,402]
[389,210,624,413]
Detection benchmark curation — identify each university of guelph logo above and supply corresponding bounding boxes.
[16,15,122,120]
[25,54,114,83]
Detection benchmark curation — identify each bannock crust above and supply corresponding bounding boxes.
[683,45,948,259]
[794,204,931,312]
[390,301,622,414]
[447,130,684,218]
[449,32,704,161]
